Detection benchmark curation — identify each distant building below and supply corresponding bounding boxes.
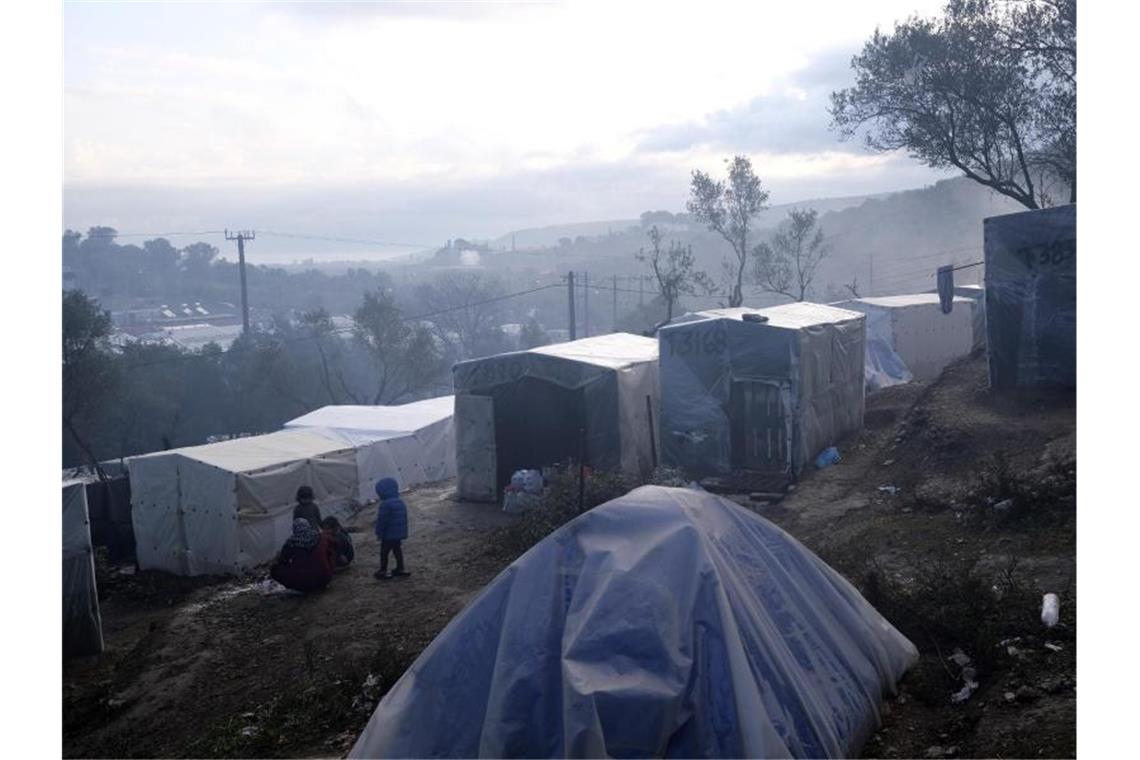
[158,323,245,351]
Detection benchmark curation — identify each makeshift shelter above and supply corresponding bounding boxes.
[285,396,455,502]
[453,334,658,501]
[350,485,917,759]
[984,204,1076,387]
[838,294,974,387]
[659,303,865,479]
[63,479,103,657]
[128,429,359,576]
[926,284,988,353]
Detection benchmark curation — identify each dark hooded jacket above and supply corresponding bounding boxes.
[374,478,408,541]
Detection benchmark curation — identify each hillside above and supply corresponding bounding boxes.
[63,355,1074,759]
[443,178,1023,318]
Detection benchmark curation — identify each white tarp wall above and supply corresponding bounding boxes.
[839,294,974,383]
[63,480,103,657]
[285,396,456,502]
[350,485,917,758]
[128,429,358,576]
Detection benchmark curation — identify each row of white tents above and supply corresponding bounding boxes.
[127,397,455,576]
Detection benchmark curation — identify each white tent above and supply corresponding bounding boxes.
[839,294,974,384]
[284,396,456,502]
[128,429,359,576]
[63,479,103,657]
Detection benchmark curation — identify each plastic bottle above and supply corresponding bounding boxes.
[1041,593,1060,628]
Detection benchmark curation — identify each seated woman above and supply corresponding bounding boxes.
[270,518,336,592]
[321,516,355,568]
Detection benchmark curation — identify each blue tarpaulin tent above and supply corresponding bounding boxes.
[350,485,917,758]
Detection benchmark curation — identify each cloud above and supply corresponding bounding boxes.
[274,0,555,23]
[635,46,864,156]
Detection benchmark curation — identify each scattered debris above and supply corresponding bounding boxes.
[993,498,1014,513]
[948,649,980,704]
[948,649,972,668]
[815,446,841,469]
[881,459,895,466]
[1041,593,1060,627]
[1044,642,1063,653]
[878,485,900,496]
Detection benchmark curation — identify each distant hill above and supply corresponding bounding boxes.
[490,219,641,250]
[489,190,892,250]
[811,177,1023,298]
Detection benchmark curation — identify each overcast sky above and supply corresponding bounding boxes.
[64,0,953,259]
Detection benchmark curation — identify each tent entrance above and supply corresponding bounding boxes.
[729,380,789,473]
[491,377,587,494]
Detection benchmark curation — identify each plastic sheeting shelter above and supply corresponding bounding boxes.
[659,303,865,479]
[350,485,917,758]
[984,204,1076,388]
[63,480,103,657]
[127,429,359,576]
[839,294,974,387]
[453,334,659,501]
[926,284,988,353]
[285,396,455,502]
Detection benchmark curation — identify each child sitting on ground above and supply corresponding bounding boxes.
[321,516,354,568]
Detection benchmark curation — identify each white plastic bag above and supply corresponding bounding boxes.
[1041,593,1060,628]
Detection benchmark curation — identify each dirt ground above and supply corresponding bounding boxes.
[747,355,1076,759]
[63,353,1075,759]
[63,485,520,758]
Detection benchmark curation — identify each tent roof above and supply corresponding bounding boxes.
[128,428,353,474]
[528,332,658,369]
[845,293,972,309]
[285,396,453,438]
[677,301,864,331]
[349,484,916,758]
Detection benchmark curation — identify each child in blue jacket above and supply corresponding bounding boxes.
[373,477,410,580]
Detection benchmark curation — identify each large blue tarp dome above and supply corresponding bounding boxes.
[350,485,917,758]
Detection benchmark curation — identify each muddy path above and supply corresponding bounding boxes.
[64,483,519,758]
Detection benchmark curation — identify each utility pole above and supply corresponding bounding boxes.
[567,271,576,340]
[612,274,618,332]
[225,229,255,334]
[869,251,874,297]
[639,274,645,307]
[583,271,590,337]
